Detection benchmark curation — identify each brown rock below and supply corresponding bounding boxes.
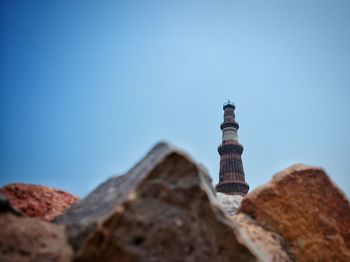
[0,183,80,221]
[238,164,350,262]
[0,198,73,262]
[231,213,291,261]
[56,142,260,262]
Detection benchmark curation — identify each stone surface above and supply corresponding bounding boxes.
[0,194,22,215]
[231,213,291,261]
[238,164,350,262]
[216,192,243,215]
[0,183,80,221]
[0,197,73,262]
[56,142,261,262]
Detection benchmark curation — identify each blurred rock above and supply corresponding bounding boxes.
[0,194,22,215]
[0,183,80,221]
[232,213,291,261]
[56,142,260,262]
[0,200,73,262]
[238,164,350,261]
[216,192,242,215]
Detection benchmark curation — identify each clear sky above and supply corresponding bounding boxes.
[1,0,350,198]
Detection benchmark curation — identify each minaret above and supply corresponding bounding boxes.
[215,101,249,196]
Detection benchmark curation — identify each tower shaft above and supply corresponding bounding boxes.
[215,101,249,196]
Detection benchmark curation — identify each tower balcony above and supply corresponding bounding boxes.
[215,181,249,196]
[220,121,239,131]
[223,100,235,110]
[218,142,244,155]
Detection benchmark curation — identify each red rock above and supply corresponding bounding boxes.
[238,164,350,262]
[0,183,80,221]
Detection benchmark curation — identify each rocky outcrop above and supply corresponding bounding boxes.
[216,192,242,215]
[238,164,350,262]
[0,196,73,262]
[2,143,349,262]
[55,142,261,262]
[0,183,80,221]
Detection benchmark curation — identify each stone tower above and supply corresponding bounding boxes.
[215,101,249,196]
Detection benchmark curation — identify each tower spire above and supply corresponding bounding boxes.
[215,101,249,195]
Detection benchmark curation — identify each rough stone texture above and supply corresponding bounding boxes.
[0,194,22,215]
[238,164,350,262]
[0,183,80,221]
[56,142,262,262]
[216,192,243,215]
[231,213,291,262]
[0,198,73,262]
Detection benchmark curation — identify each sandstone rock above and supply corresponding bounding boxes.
[0,183,80,221]
[238,164,350,262]
[216,192,243,215]
[56,142,261,262]
[0,197,73,262]
[231,213,291,261]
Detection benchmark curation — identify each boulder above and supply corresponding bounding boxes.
[0,183,80,221]
[238,164,350,262]
[0,196,73,262]
[55,142,261,262]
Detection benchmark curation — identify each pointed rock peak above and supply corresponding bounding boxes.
[56,142,262,261]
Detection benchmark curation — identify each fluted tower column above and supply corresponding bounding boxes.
[215,101,249,196]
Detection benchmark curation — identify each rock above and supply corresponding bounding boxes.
[0,198,73,262]
[216,192,243,215]
[231,213,291,261]
[216,193,291,261]
[0,194,22,215]
[56,142,261,262]
[238,164,350,262]
[0,183,80,221]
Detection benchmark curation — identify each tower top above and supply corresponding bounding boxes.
[223,100,235,110]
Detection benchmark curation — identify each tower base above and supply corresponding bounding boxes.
[215,181,249,196]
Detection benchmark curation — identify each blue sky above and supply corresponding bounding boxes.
[1,0,350,197]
